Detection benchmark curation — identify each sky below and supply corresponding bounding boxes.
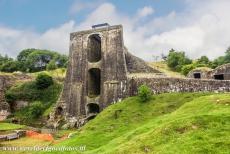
[0,0,230,61]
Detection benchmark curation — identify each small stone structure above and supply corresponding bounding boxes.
[211,63,230,80]
[188,64,230,80]
[50,24,230,128]
[187,67,213,79]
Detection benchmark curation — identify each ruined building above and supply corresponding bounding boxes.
[187,63,230,80]
[49,25,159,127]
[50,24,230,128]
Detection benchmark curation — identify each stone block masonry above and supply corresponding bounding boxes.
[128,77,230,95]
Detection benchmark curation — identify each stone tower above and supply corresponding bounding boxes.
[56,25,128,122]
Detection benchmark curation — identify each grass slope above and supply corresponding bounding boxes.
[0,122,25,131]
[149,61,185,78]
[49,92,230,154]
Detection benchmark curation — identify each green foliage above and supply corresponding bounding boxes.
[181,64,196,75]
[35,73,54,89]
[0,49,68,73]
[167,49,192,72]
[0,54,13,66]
[53,92,230,154]
[26,101,44,119]
[197,56,210,65]
[6,80,62,123]
[0,60,19,72]
[0,123,25,131]
[138,84,152,102]
[46,60,57,70]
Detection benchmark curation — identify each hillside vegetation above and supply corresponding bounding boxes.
[149,61,185,78]
[5,74,62,126]
[47,92,230,154]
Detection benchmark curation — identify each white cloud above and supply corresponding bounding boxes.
[137,6,154,18]
[0,21,76,57]
[1,1,230,61]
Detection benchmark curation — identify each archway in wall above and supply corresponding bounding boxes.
[88,34,101,62]
[87,103,100,114]
[88,68,101,97]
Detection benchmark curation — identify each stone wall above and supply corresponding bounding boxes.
[128,76,230,95]
[56,25,128,120]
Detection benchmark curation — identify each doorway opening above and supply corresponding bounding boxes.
[88,34,101,62]
[87,103,100,114]
[88,68,101,97]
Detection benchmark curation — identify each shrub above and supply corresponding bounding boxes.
[138,84,152,102]
[46,60,57,70]
[26,101,44,119]
[35,73,54,89]
[181,64,195,76]
[5,91,17,103]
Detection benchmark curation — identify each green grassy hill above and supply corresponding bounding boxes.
[50,92,230,154]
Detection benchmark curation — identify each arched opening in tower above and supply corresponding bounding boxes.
[88,34,101,62]
[87,103,100,114]
[88,68,101,97]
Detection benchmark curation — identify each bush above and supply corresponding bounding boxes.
[35,73,54,89]
[181,64,195,76]
[46,60,57,70]
[0,60,19,72]
[26,101,44,119]
[167,49,192,72]
[5,91,17,103]
[138,84,152,102]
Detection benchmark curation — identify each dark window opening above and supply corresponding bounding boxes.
[56,107,63,115]
[88,68,101,97]
[87,103,100,114]
[214,74,224,80]
[194,73,201,79]
[88,34,101,62]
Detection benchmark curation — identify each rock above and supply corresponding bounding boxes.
[13,101,29,110]
[14,130,26,137]
[0,102,11,121]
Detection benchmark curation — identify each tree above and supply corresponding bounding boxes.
[0,60,19,72]
[166,50,192,72]
[16,49,68,72]
[197,56,209,65]
[17,49,34,62]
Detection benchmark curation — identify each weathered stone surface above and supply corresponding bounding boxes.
[128,77,230,95]
[52,25,129,127]
[50,24,230,128]
[13,101,29,111]
[187,68,212,79]
[211,63,230,80]
[124,47,161,73]
[188,63,230,80]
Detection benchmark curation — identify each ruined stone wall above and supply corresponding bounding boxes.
[0,76,6,102]
[57,25,128,119]
[128,77,230,95]
[211,64,230,80]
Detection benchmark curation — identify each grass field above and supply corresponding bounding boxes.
[0,122,25,131]
[1,92,230,154]
[41,92,230,154]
